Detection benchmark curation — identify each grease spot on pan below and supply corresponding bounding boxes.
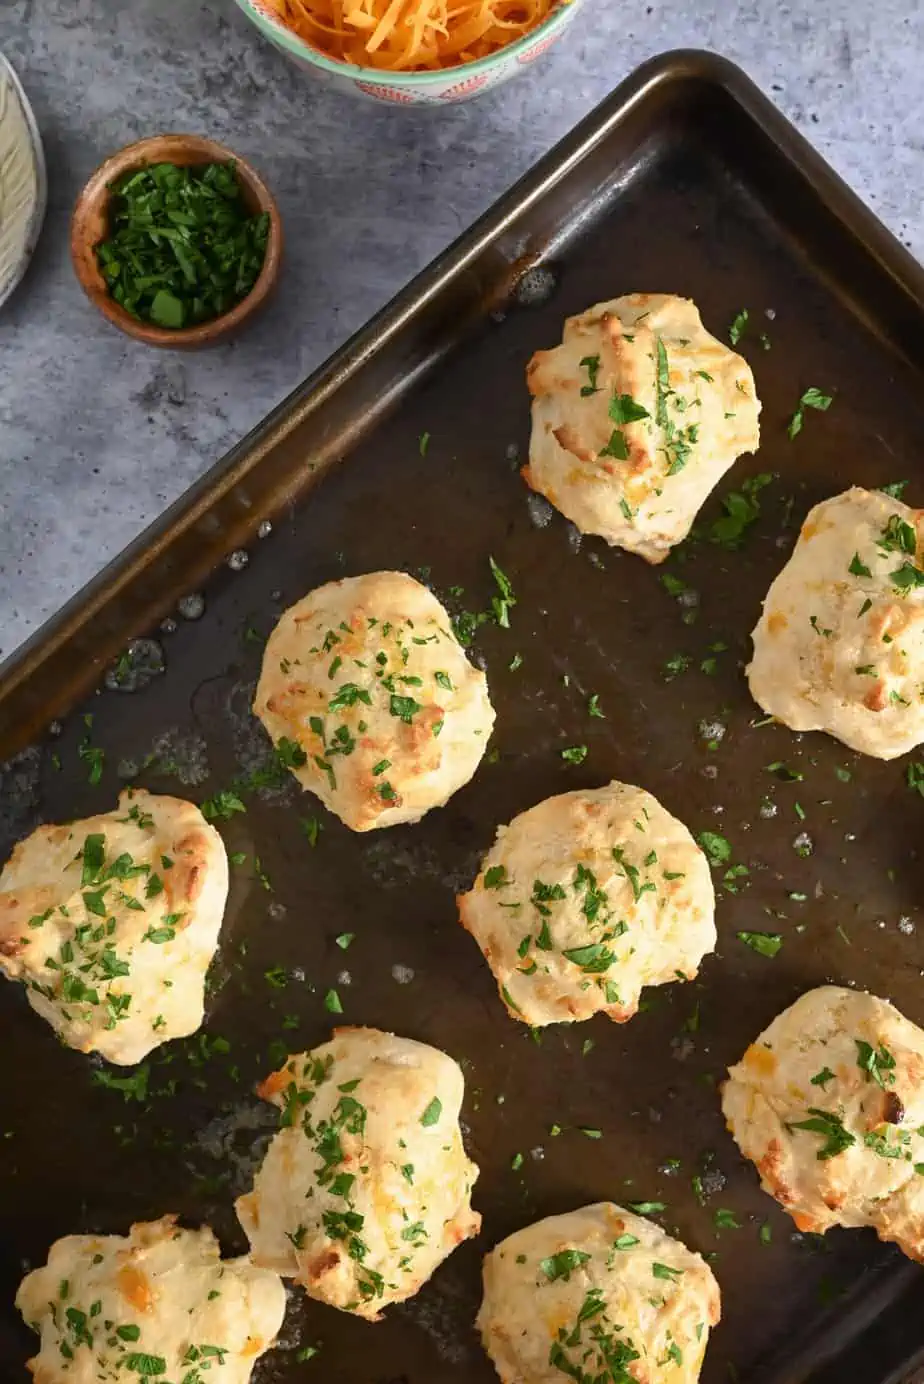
[513,264,558,308]
[178,592,206,621]
[104,638,165,693]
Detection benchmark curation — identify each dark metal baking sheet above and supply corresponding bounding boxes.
[3,50,924,1384]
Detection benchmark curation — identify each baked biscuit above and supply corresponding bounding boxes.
[0,788,228,1064]
[478,1202,720,1384]
[254,571,495,830]
[16,1216,286,1384]
[723,985,924,1260]
[748,486,924,757]
[524,293,760,561]
[458,781,715,1026]
[236,1027,480,1320]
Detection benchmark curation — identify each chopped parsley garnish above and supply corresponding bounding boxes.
[891,562,924,592]
[663,652,691,681]
[531,880,566,915]
[737,930,782,958]
[788,387,833,439]
[848,553,872,578]
[419,431,430,456]
[766,761,803,781]
[328,683,372,713]
[335,932,354,950]
[811,1067,836,1088]
[81,834,106,883]
[878,514,917,555]
[707,472,775,550]
[561,745,588,765]
[864,1127,910,1159]
[696,831,731,866]
[728,309,749,346]
[95,160,269,330]
[579,355,601,396]
[714,1208,741,1230]
[907,762,924,797]
[855,1039,896,1089]
[420,1097,442,1127]
[654,337,698,475]
[563,943,616,972]
[91,1065,150,1102]
[626,1200,665,1215]
[300,816,323,847]
[200,789,246,822]
[652,1262,684,1281]
[609,393,649,424]
[324,989,343,1014]
[600,428,629,461]
[880,480,908,499]
[389,694,422,723]
[77,734,105,785]
[788,1108,855,1160]
[489,557,516,628]
[275,736,308,770]
[124,1354,168,1377]
[587,693,605,718]
[612,1234,640,1251]
[539,1249,591,1282]
[611,847,655,904]
[484,865,509,889]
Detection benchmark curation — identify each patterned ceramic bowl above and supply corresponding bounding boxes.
[233,0,585,104]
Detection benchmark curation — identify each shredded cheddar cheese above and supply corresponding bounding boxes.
[260,0,566,71]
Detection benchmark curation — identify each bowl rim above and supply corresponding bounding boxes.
[236,0,578,86]
[70,132,283,349]
[0,51,49,312]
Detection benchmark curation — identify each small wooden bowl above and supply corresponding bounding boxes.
[71,133,283,349]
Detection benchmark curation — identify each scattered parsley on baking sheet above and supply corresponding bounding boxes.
[728,308,749,345]
[706,472,775,549]
[561,745,588,765]
[91,1065,150,1103]
[300,816,323,847]
[200,789,246,821]
[907,762,924,796]
[737,931,782,958]
[696,831,731,867]
[788,387,833,439]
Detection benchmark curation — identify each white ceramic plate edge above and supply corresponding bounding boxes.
[0,51,48,312]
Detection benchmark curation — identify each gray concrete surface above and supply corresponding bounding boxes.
[0,0,922,661]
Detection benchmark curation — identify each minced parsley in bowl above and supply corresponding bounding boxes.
[95,160,270,331]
